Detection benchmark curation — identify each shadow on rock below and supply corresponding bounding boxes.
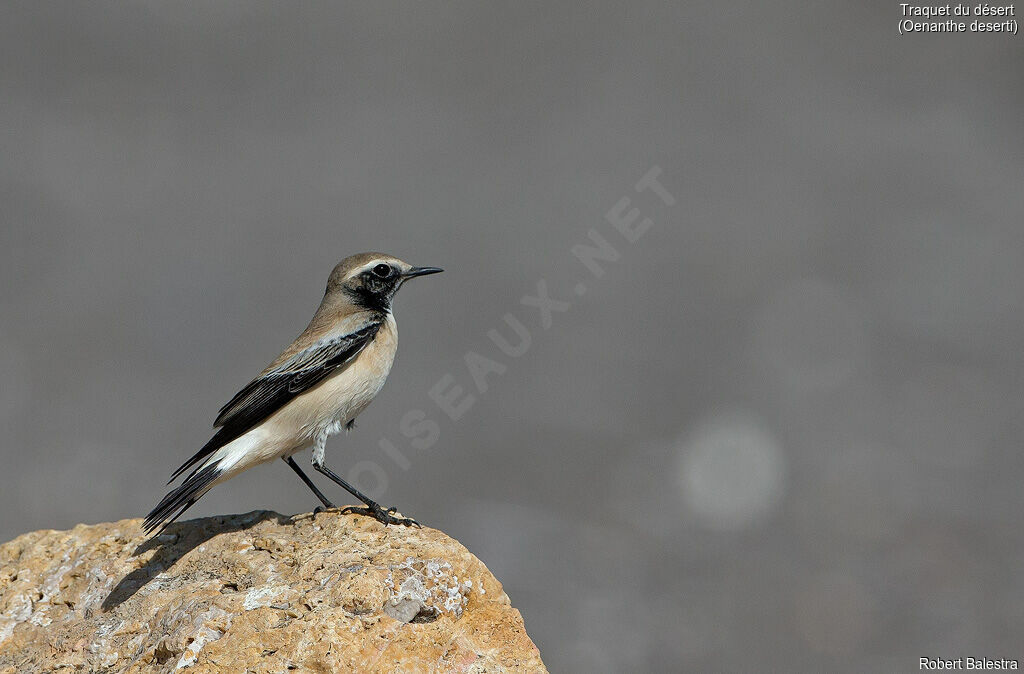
[101,510,289,612]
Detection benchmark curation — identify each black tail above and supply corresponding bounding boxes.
[167,426,234,484]
[143,463,223,536]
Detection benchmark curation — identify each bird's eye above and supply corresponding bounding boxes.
[372,263,392,278]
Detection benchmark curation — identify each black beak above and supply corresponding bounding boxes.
[403,266,444,278]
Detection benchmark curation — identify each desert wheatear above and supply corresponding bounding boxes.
[143,253,442,534]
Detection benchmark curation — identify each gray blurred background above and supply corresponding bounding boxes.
[2,1,1022,671]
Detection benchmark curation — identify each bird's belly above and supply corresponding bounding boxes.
[308,363,389,429]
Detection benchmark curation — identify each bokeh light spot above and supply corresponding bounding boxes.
[679,412,785,531]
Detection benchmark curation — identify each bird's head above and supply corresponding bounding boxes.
[327,252,443,312]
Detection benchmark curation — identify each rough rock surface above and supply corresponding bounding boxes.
[0,510,546,673]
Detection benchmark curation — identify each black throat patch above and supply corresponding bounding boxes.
[345,285,391,312]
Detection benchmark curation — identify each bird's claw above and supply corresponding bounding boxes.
[313,502,336,515]
[341,504,420,528]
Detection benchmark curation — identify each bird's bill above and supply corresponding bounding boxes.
[403,266,444,278]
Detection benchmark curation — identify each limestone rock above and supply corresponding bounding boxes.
[0,510,546,673]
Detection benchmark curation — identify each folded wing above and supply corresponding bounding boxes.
[167,319,383,483]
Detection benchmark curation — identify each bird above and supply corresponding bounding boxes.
[142,253,443,536]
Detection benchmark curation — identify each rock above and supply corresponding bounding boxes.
[0,510,547,673]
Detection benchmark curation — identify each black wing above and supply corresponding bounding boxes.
[168,320,382,483]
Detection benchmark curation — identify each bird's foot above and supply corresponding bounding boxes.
[341,503,420,527]
[313,502,337,515]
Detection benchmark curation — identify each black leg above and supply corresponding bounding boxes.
[312,460,419,527]
[283,456,335,511]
